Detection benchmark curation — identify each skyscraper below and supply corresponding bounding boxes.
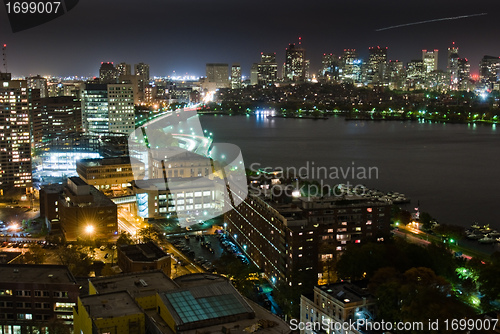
[0,73,32,195]
[257,52,278,86]
[387,60,405,90]
[116,62,132,76]
[284,42,306,82]
[99,62,118,83]
[206,63,230,89]
[250,63,259,86]
[340,49,362,83]
[230,63,242,89]
[422,50,438,73]
[26,74,48,98]
[134,62,150,100]
[81,82,135,135]
[479,55,500,86]
[457,58,470,90]
[320,53,339,81]
[367,46,388,85]
[447,43,459,89]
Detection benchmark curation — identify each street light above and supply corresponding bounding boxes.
[85,225,94,237]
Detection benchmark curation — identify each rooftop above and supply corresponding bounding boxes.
[316,282,374,304]
[77,156,142,168]
[90,270,177,299]
[0,264,77,285]
[119,242,170,262]
[80,291,143,319]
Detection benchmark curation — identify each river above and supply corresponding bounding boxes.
[199,114,500,231]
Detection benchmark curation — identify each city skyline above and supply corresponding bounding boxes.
[0,0,499,77]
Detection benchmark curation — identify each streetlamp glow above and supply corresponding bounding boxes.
[85,225,94,234]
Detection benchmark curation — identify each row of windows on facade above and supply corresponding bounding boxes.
[0,290,68,298]
[0,301,73,310]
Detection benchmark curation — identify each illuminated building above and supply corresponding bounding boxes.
[320,53,339,81]
[81,82,135,135]
[206,63,230,89]
[75,272,290,334]
[366,46,388,85]
[284,42,306,82]
[0,73,32,196]
[99,62,118,83]
[258,52,278,86]
[457,58,471,91]
[340,49,362,84]
[299,283,376,334]
[250,63,259,86]
[479,55,500,87]
[57,177,118,240]
[133,177,223,220]
[422,49,438,73]
[448,43,460,89]
[117,241,171,277]
[225,192,391,287]
[135,62,150,100]
[117,62,132,76]
[231,63,242,89]
[406,60,425,90]
[0,264,79,334]
[32,96,81,148]
[76,156,144,195]
[387,60,405,90]
[26,75,48,98]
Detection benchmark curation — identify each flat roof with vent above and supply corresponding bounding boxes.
[0,264,77,284]
[119,241,169,262]
[317,282,373,304]
[80,291,143,318]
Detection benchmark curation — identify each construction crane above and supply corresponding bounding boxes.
[2,44,6,73]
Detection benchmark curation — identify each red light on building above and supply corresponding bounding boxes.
[367,208,372,212]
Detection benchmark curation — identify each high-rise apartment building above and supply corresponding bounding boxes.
[479,55,500,86]
[457,58,471,90]
[99,62,118,83]
[32,96,81,148]
[0,73,32,196]
[422,50,438,73]
[116,62,132,76]
[230,63,242,89]
[320,53,339,80]
[387,60,405,90]
[366,46,388,85]
[258,52,278,86]
[284,43,306,82]
[340,49,362,83]
[134,62,150,100]
[250,63,259,86]
[448,43,460,89]
[81,82,135,135]
[26,75,48,98]
[206,63,230,89]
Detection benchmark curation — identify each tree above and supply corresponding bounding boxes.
[24,244,46,264]
[212,253,259,298]
[137,225,162,243]
[419,211,434,230]
[57,246,93,277]
[116,232,134,246]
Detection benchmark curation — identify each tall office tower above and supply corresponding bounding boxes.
[407,60,425,78]
[116,62,132,76]
[257,52,278,86]
[26,74,48,98]
[457,58,471,90]
[367,46,388,84]
[479,55,500,86]
[422,50,438,73]
[134,62,150,100]
[250,63,259,86]
[284,43,306,82]
[32,96,81,148]
[99,62,118,83]
[230,63,242,89]
[0,73,32,195]
[387,60,405,90]
[320,53,339,80]
[206,63,230,89]
[81,82,135,135]
[448,43,460,89]
[340,49,362,83]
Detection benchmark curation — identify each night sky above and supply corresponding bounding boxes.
[1,0,499,78]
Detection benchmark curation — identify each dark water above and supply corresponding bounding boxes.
[199,114,500,231]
